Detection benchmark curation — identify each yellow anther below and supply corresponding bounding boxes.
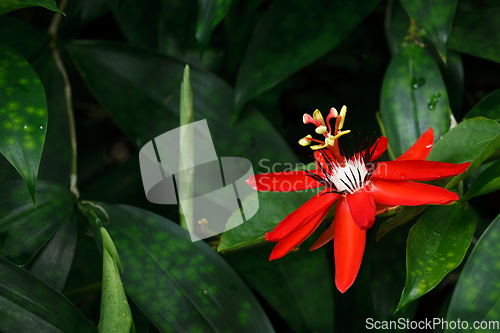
[312,109,325,125]
[310,143,328,150]
[299,135,312,146]
[338,105,347,130]
[315,125,327,134]
[332,129,351,140]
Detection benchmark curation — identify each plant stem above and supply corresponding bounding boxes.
[48,0,79,198]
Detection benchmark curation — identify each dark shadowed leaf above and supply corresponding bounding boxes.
[112,0,159,49]
[0,16,49,60]
[376,205,426,241]
[464,88,500,122]
[218,189,321,251]
[85,203,275,333]
[384,0,410,56]
[66,41,297,166]
[0,180,74,265]
[428,117,500,188]
[34,52,72,186]
[448,7,500,64]
[0,0,63,15]
[380,43,450,157]
[196,0,232,52]
[464,159,500,201]
[397,203,477,310]
[224,240,334,333]
[234,0,381,117]
[27,212,76,292]
[399,0,457,62]
[0,256,96,333]
[445,214,500,332]
[0,43,48,204]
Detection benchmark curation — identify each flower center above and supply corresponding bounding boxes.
[326,156,368,194]
[306,147,376,195]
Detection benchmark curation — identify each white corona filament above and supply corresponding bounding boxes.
[324,156,368,194]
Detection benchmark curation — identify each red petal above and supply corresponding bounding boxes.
[334,197,366,293]
[265,190,338,242]
[396,127,434,161]
[370,136,388,161]
[269,208,329,260]
[369,179,459,206]
[372,160,471,181]
[247,170,323,192]
[310,219,335,251]
[346,190,376,230]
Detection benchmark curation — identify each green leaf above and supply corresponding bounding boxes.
[196,0,232,53]
[397,203,477,310]
[376,205,426,241]
[0,0,63,15]
[218,189,319,252]
[428,117,500,189]
[464,159,500,201]
[399,0,457,62]
[0,180,75,266]
[66,41,298,166]
[224,240,334,333]
[27,212,76,292]
[86,203,275,333]
[380,43,450,157]
[448,7,500,64]
[0,43,48,204]
[234,0,381,117]
[464,88,500,122]
[0,256,97,333]
[445,214,500,331]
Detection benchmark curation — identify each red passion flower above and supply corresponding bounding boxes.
[247,107,470,293]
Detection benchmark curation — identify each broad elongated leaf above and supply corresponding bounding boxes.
[464,88,500,122]
[112,0,159,49]
[224,240,334,333]
[464,159,500,201]
[0,43,48,204]
[66,41,297,166]
[234,0,381,117]
[0,0,62,15]
[428,117,500,188]
[196,0,232,50]
[445,214,500,332]
[448,7,500,64]
[0,16,49,60]
[397,203,477,310]
[384,0,410,56]
[218,189,320,251]
[380,43,450,157]
[399,0,457,62]
[34,51,72,186]
[0,180,74,265]
[28,212,76,292]
[86,203,275,333]
[0,256,96,333]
